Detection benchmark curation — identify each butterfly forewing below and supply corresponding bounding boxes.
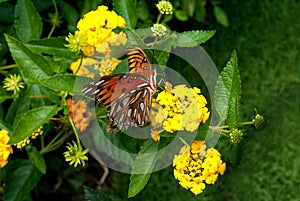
[82,74,124,106]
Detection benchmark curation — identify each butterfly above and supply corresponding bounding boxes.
[82,46,157,127]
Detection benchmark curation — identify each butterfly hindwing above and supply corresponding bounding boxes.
[110,85,152,126]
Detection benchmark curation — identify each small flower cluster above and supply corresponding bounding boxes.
[14,126,44,149]
[151,24,167,37]
[173,141,226,195]
[156,0,173,14]
[252,113,264,129]
[64,141,88,167]
[151,0,173,37]
[3,74,24,95]
[65,5,127,56]
[151,83,210,140]
[0,130,13,168]
[67,99,92,132]
[229,128,243,144]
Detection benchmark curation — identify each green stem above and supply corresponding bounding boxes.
[0,64,18,70]
[209,125,230,137]
[156,13,162,24]
[40,128,66,154]
[74,53,84,74]
[179,137,189,146]
[30,95,49,99]
[47,0,58,38]
[239,121,253,126]
[68,114,81,147]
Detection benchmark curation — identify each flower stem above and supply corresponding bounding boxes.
[0,64,18,70]
[30,95,49,99]
[239,121,254,126]
[68,114,82,147]
[179,137,189,146]
[156,13,162,24]
[47,0,58,38]
[40,128,66,154]
[74,53,84,74]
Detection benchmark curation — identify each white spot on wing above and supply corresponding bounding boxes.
[140,102,144,112]
[82,87,92,94]
[91,89,100,95]
[137,83,149,88]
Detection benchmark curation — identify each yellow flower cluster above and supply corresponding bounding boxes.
[66,5,127,56]
[0,130,13,168]
[173,140,226,195]
[151,83,210,140]
[67,99,92,132]
[14,126,44,149]
[98,57,122,77]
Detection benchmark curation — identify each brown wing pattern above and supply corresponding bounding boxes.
[81,74,124,106]
[110,86,152,126]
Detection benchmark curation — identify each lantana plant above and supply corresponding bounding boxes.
[0,0,263,200]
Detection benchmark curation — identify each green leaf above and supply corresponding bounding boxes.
[194,0,206,22]
[5,34,52,83]
[113,0,137,29]
[25,37,76,57]
[5,88,30,126]
[175,10,189,21]
[10,106,58,144]
[214,50,241,129]
[29,84,49,108]
[15,0,42,41]
[39,74,91,93]
[26,145,46,174]
[175,30,216,47]
[4,159,42,201]
[213,6,229,27]
[0,87,11,104]
[128,139,161,198]
[84,186,112,201]
[137,0,150,22]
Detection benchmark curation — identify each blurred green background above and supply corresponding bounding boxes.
[1,0,299,200]
[123,1,300,200]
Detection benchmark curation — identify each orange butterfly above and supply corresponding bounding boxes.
[82,46,157,126]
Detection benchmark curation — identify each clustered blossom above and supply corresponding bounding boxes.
[65,5,127,56]
[229,128,243,144]
[67,5,127,78]
[173,140,226,195]
[156,0,173,14]
[3,74,25,95]
[98,57,122,77]
[151,83,210,141]
[67,99,92,132]
[14,126,44,149]
[151,24,167,37]
[252,113,264,129]
[0,130,13,168]
[63,141,88,167]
